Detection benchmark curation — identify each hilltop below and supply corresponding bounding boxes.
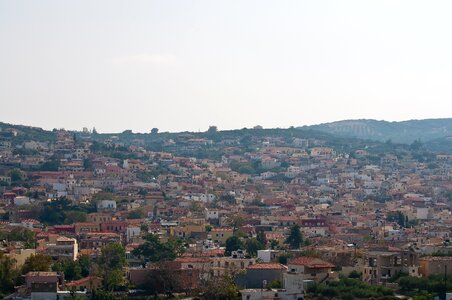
[301,118,452,144]
[1,118,451,154]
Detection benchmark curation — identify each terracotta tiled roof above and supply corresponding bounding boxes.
[247,263,288,270]
[199,249,225,257]
[25,271,58,277]
[211,227,233,232]
[289,257,334,269]
[175,257,209,263]
[66,276,102,287]
[21,219,40,224]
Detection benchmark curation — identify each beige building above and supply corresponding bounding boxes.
[363,249,419,284]
[419,256,452,277]
[47,237,78,261]
[7,248,36,269]
[210,228,234,244]
[287,257,336,283]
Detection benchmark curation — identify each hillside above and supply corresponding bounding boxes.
[0,122,55,143]
[1,119,451,154]
[301,118,452,144]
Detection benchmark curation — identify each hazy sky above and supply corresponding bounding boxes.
[0,1,451,133]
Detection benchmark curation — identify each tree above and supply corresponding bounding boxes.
[83,159,93,171]
[410,139,423,151]
[278,253,293,265]
[245,238,264,257]
[270,239,279,250]
[387,211,406,227]
[138,188,148,197]
[52,260,82,281]
[199,274,239,300]
[128,208,145,219]
[132,234,184,263]
[207,126,218,134]
[103,269,124,292]
[22,254,52,274]
[348,270,361,279]
[78,254,91,278]
[140,223,149,234]
[92,289,114,300]
[225,236,243,255]
[64,211,87,224]
[9,169,25,182]
[99,243,126,271]
[256,231,267,246]
[138,262,182,295]
[0,253,20,297]
[228,215,244,229]
[151,128,159,134]
[99,243,127,291]
[268,280,282,289]
[0,227,36,248]
[306,278,394,299]
[40,159,60,171]
[285,224,303,249]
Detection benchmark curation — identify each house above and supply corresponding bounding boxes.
[310,147,335,159]
[287,257,336,282]
[24,271,64,300]
[79,232,121,250]
[241,288,304,300]
[362,248,419,284]
[127,264,200,292]
[211,228,234,244]
[100,221,127,234]
[14,196,33,206]
[96,200,117,212]
[236,263,287,289]
[241,267,305,300]
[211,250,256,277]
[65,276,102,292]
[126,226,141,243]
[257,250,280,263]
[74,222,100,235]
[7,248,36,269]
[0,175,11,184]
[205,208,220,220]
[419,256,452,277]
[87,213,112,224]
[46,237,78,261]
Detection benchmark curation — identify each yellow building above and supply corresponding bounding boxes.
[7,249,36,269]
[211,228,234,244]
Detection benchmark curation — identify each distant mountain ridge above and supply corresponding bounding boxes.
[300,118,452,144]
[1,118,451,146]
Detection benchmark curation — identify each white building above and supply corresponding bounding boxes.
[126,226,141,243]
[257,250,280,263]
[97,200,117,211]
[205,209,220,220]
[14,196,33,206]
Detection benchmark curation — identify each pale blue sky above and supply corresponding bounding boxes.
[0,0,451,133]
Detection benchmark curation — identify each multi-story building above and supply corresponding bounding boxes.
[363,248,419,283]
[47,237,78,261]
